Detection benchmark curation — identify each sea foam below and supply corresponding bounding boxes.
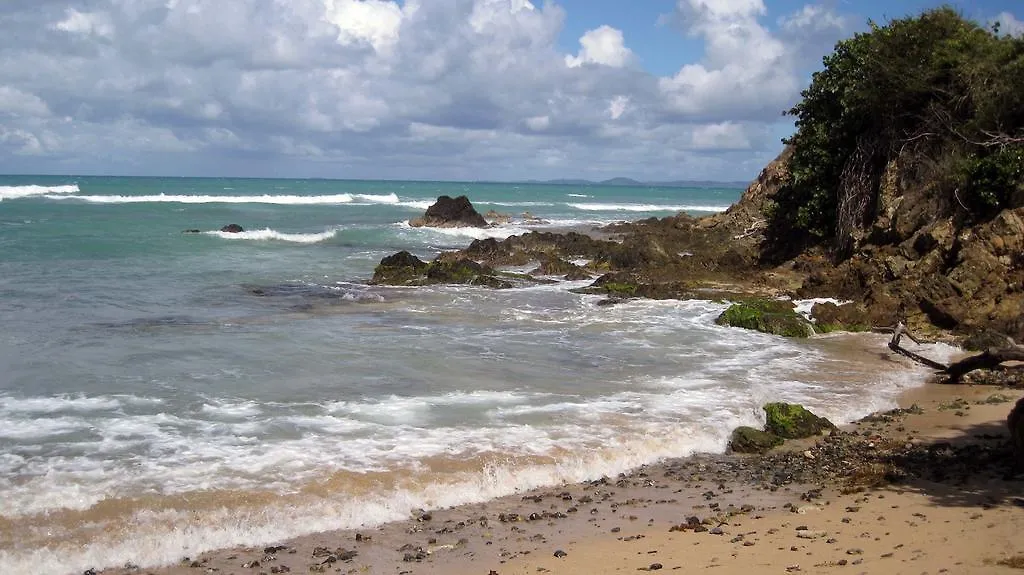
[0,184,79,201]
[44,192,400,205]
[567,202,730,212]
[205,228,338,243]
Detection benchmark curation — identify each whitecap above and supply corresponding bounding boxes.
[205,228,338,244]
[0,184,79,201]
[567,202,730,212]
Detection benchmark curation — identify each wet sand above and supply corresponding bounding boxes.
[94,374,1024,575]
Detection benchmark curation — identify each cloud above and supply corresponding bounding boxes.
[657,1,851,122]
[993,12,1024,36]
[0,0,857,180]
[51,8,115,38]
[566,25,633,68]
[323,0,403,52]
[658,0,791,121]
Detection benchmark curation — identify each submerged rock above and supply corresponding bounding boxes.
[221,223,245,233]
[716,299,813,338]
[763,403,836,439]
[409,195,488,228]
[729,426,784,454]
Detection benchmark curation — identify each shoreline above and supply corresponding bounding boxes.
[93,352,1024,575]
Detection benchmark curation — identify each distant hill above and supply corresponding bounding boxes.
[522,178,750,188]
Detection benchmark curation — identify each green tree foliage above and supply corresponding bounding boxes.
[765,7,1024,261]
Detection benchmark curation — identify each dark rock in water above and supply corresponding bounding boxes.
[182,229,201,234]
[370,252,518,289]
[763,403,835,439]
[531,255,590,280]
[409,195,488,228]
[221,223,244,233]
[425,258,487,283]
[716,299,813,338]
[471,274,514,289]
[1010,396,1024,467]
[371,251,430,285]
[730,426,784,454]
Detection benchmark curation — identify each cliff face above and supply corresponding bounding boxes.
[739,148,1024,340]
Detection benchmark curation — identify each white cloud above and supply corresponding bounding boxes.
[608,96,629,120]
[691,121,750,150]
[659,0,793,120]
[525,115,551,131]
[51,8,114,38]
[323,0,404,53]
[994,12,1024,36]
[566,26,633,68]
[0,87,52,118]
[0,0,855,180]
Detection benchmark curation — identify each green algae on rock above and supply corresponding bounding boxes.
[764,402,836,439]
[716,299,814,338]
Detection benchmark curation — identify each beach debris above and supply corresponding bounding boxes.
[553,549,568,558]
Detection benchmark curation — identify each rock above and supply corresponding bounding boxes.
[370,251,429,285]
[960,329,1015,352]
[729,426,784,454]
[409,195,488,228]
[1010,396,1024,467]
[220,224,244,233]
[531,256,590,280]
[716,299,814,338]
[763,403,836,439]
[484,209,512,224]
[182,229,201,234]
[553,549,567,558]
[810,302,868,333]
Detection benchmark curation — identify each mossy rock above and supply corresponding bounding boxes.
[425,259,487,284]
[729,426,784,454]
[716,299,813,338]
[763,403,836,439]
[471,275,514,289]
[371,251,430,285]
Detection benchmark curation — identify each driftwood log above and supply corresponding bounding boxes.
[883,323,1024,383]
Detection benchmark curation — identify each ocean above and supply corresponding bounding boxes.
[0,176,930,573]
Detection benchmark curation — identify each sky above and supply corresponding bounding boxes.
[0,1,1021,182]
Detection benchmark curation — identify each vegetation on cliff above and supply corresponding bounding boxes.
[766,7,1024,261]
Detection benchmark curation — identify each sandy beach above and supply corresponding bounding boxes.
[93,357,1024,575]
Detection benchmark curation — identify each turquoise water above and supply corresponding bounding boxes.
[0,176,928,573]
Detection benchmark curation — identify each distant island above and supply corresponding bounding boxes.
[521,177,750,188]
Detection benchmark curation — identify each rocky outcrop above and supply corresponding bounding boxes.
[809,301,869,333]
[370,251,525,289]
[763,403,836,439]
[221,224,244,233]
[409,195,488,228]
[798,207,1024,339]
